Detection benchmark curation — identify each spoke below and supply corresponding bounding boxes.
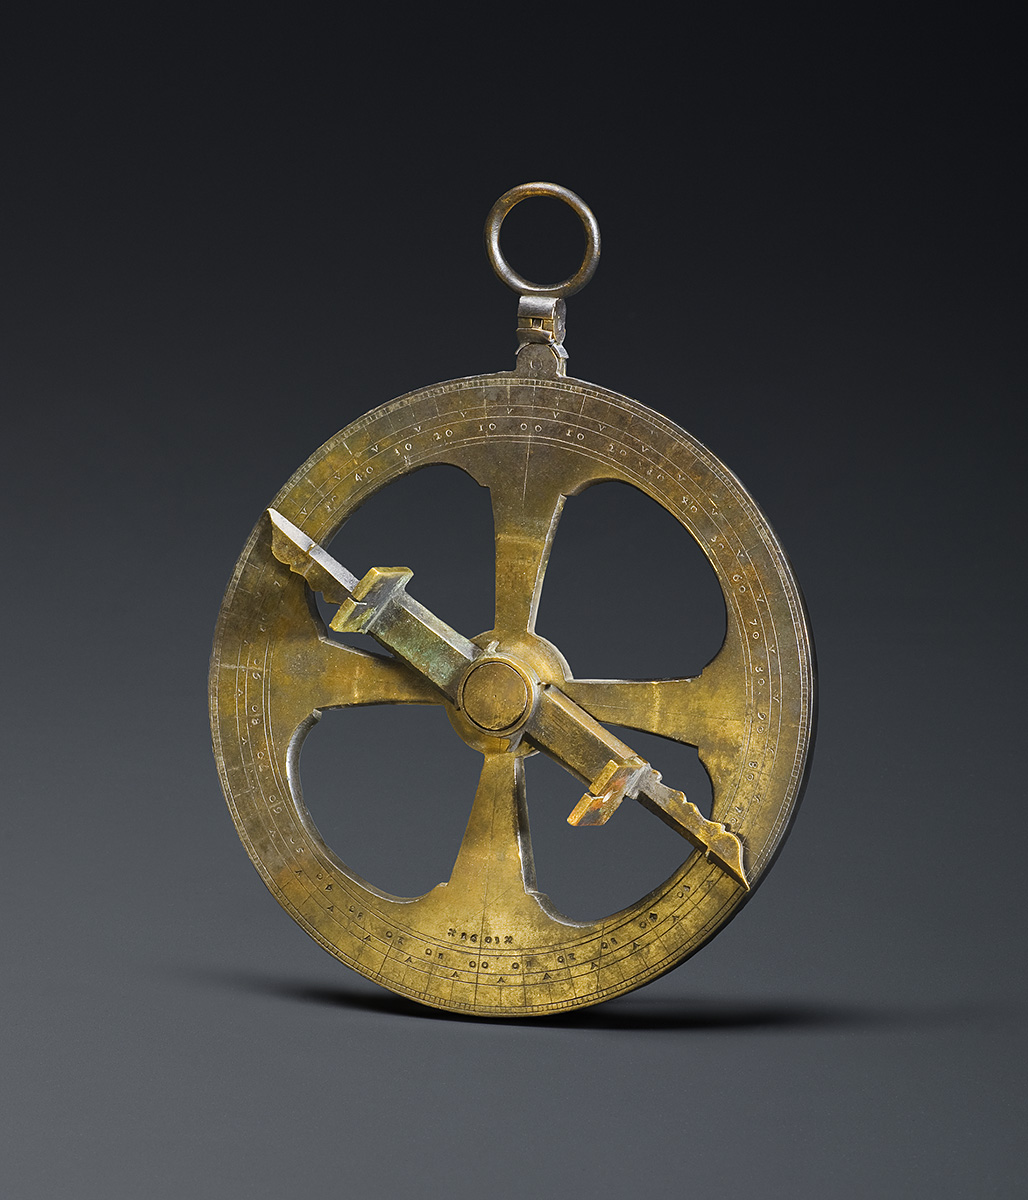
[561,634,748,794]
[483,441,571,638]
[268,624,440,753]
[444,753,538,909]
[308,640,442,709]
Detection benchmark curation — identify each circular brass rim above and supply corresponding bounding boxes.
[210,374,815,1017]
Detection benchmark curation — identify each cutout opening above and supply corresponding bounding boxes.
[298,703,483,899]
[313,462,495,651]
[535,480,727,682]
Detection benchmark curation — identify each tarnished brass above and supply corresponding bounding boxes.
[210,183,816,1017]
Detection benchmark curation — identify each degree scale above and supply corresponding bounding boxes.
[209,183,816,1017]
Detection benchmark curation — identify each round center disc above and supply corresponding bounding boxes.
[460,660,531,731]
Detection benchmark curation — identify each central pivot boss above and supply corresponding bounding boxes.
[458,657,537,734]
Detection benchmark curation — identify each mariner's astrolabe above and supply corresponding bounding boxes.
[209,183,816,1017]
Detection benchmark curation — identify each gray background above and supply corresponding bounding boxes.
[3,8,1024,1198]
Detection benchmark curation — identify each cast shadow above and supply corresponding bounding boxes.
[193,968,982,1032]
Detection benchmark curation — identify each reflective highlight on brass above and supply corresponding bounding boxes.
[210,184,816,1017]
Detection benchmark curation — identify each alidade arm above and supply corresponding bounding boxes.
[269,509,478,699]
[529,688,748,887]
[268,508,748,887]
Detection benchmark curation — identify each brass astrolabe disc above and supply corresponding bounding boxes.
[209,183,816,1017]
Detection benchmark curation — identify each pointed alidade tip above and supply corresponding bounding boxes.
[267,508,317,571]
[707,833,750,890]
[265,507,360,602]
[267,508,312,551]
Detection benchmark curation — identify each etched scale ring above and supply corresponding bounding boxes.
[210,185,815,1018]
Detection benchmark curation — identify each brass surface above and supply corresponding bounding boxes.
[460,660,532,732]
[210,184,816,1017]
